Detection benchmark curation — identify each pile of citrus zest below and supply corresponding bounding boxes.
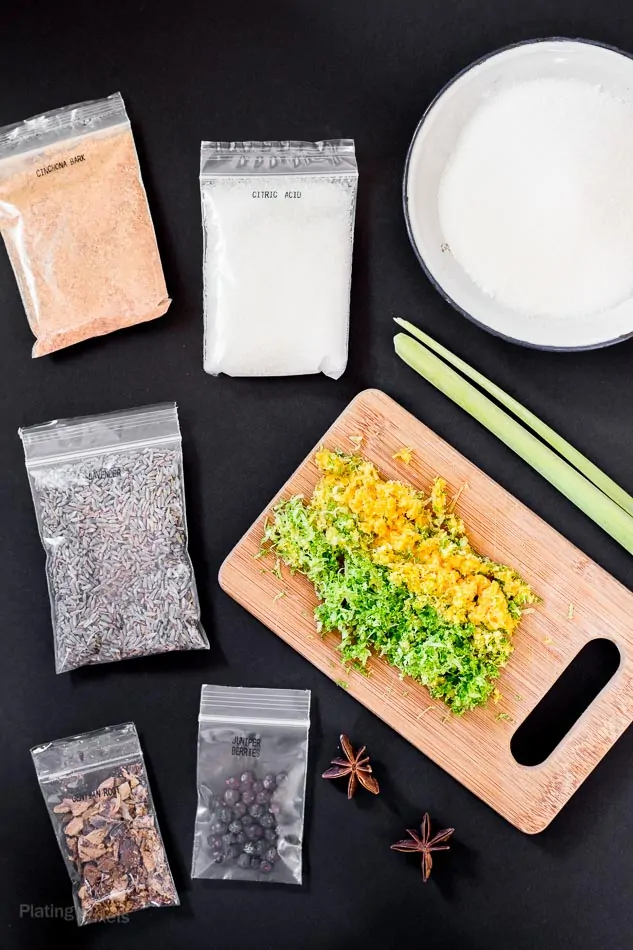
[264,450,537,714]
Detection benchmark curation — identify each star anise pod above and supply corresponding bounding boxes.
[321,734,380,798]
[391,813,454,882]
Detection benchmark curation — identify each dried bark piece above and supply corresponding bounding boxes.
[64,817,85,837]
[53,799,73,814]
[69,800,92,817]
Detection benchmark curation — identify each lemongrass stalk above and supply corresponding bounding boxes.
[394,332,633,555]
[395,317,633,518]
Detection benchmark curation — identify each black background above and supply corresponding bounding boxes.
[2,3,633,949]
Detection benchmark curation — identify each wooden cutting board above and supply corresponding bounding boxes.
[219,389,633,833]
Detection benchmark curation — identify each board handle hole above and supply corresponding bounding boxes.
[511,638,621,767]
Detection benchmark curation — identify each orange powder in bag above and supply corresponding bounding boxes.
[0,94,170,356]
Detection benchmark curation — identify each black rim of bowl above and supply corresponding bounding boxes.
[402,36,633,352]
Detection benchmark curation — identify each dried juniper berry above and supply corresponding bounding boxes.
[246,823,264,840]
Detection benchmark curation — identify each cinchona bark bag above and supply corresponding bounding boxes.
[0,92,170,356]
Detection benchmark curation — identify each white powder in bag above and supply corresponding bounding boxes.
[200,142,358,377]
[438,78,633,320]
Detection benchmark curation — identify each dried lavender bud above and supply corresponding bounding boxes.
[223,789,241,806]
[240,771,255,784]
[248,804,264,818]
[262,774,276,790]
[226,776,241,789]
[237,853,251,869]
[255,790,271,804]
[232,802,247,818]
[20,415,208,674]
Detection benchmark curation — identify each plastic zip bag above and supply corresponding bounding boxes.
[0,92,170,356]
[19,402,208,672]
[192,685,311,884]
[200,140,358,378]
[31,722,178,925]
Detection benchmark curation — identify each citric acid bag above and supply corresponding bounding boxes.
[200,140,358,378]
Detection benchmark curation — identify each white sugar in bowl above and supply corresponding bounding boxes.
[404,38,633,350]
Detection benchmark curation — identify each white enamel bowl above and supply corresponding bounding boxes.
[404,38,633,350]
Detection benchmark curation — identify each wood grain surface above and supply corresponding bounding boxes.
[219,389,633,833]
